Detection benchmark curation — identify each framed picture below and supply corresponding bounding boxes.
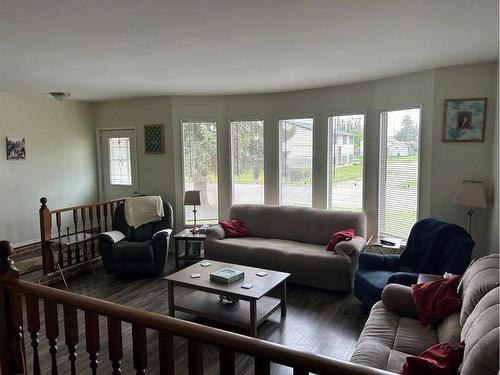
[144,124,165,154]
[442,98,487,142]
[6,137,26,160]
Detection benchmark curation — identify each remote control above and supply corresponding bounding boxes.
[190,273,201,278]
[380,239,396,246]
[256,271,268,277]
[241,283,254,289]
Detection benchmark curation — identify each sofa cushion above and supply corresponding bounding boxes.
[387,349,411,373]
[112,240,154,262]
[205,237,354,291]
[460,286,499,375]
[351,301,439,370]
[228,204,366,245]
[437,313,461,344]
[459,254,499,326]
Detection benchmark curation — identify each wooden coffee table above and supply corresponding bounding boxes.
[164,260,290,337]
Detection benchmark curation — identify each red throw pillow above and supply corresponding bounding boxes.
[219,220,250,238]
[326,229,354,251]
[411,276,462,326]
[400,342,465,375]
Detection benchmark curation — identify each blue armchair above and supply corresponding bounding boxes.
[99,202,173,278]
[354,218,474,309]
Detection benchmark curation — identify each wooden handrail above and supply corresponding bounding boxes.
[7,280,391,375]
[48,197,126,215]
[0,240,393,375]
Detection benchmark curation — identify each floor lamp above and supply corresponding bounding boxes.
[452,180,487,236]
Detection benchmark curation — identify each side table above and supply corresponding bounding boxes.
[173,229,207,270]
[364,235,403,255]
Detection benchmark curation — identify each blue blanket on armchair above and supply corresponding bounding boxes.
[400,218,474,275]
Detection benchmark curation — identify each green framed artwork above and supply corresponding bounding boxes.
[442,98,487,142]
[144,124,165,154]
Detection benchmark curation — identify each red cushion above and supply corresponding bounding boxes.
[326,229,354,251]
[400,342,465,375]
[219,220,250,238]
[411,276,462,326]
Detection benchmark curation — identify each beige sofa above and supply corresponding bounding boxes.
[205,204,367,292]
[350,254,499,374]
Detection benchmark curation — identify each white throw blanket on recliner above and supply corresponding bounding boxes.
[124,196,164,228]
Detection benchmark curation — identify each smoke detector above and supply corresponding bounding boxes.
[50,92,71,101]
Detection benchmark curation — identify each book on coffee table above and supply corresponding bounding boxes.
[210,267,244,284]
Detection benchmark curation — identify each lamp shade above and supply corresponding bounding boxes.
[184,190,208,206]
[452,180,487,208]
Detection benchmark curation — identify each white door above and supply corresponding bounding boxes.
[100,129,139,200]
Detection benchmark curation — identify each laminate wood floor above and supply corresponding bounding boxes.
[29,258,368,374]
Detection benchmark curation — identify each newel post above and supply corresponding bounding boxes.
[0,240,26,374]
[40,197,54,274]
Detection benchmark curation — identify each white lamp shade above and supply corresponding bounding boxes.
[184,190,208,206]
[453,180,487,208]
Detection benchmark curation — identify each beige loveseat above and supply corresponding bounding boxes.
[205,204,367,292]
[350,254,499,374]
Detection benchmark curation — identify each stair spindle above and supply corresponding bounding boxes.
[255,357,270,375]
[107,317,123,375]
[63,305,79,375]
[26,294,41,375]
[72,209,78,234]
[219,347,235,375]
[188,338,203,375]
[44,299,59,375]
[85,310,100,375]
[293,367,309,375]
[132,323,147,375]
[81,207,87,232]
[103,204,108,231]
[56,212,62,238]
[89,207,96,258]
[96,205,102,232]
[158,330,174,375]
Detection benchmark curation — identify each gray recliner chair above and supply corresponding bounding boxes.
[99,202,173,278]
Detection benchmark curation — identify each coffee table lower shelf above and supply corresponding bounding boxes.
[173,291,281,334]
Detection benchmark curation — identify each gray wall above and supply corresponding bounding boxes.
[0,93,97,245]
[91,61,497,257]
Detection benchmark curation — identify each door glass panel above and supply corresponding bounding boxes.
[108,137,132,185]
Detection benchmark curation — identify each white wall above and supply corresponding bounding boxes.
[94,61,498,257]
[0,93,98,246]
[431,63,498,256]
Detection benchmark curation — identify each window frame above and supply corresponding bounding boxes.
[327,110,367,212]
[180,118,220,227]
[278,115,315,207]
[377,104,423,239]
[229,118,265,206]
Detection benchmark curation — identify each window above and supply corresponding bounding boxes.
[379,107,421,239]
[182,121,218,225]
[231,120,265,204]
[328,113,365,211]
[109,137,132,185]
[279,118,313,206]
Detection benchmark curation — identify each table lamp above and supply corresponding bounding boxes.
[452,180,487,235]
[184,190,206,234]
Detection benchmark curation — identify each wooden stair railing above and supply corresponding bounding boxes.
[39,197,126,275]
[0,241,393,375]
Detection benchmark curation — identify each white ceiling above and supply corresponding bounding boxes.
[0,0,498,101]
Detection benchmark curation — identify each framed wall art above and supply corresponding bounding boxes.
[442,98,487,142]
[144,124,165,154]
[6,137,26,160]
